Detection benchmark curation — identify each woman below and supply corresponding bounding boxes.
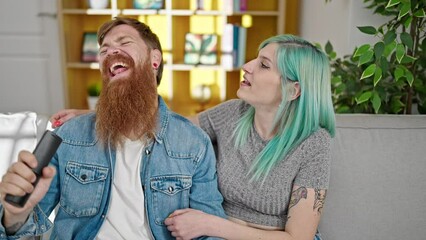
[51,34,335,240]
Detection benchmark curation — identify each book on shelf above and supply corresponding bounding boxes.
[223,0,248,13]
[221,24,247,70]
[237,26,247,67]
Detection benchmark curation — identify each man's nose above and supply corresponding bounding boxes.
[107,47,120,55]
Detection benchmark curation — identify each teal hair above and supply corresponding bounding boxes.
[233,34,336,181]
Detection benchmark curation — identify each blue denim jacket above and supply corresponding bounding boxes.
[0,97,225,239]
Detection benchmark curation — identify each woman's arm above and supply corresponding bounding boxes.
[166,209,291,240]
[165,185,325,240]
[50,109,201,127]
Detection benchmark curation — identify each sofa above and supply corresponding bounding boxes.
[319,114,426,240]
[0,112,51,240]
[0,112,50,177]
[1,112,426,239]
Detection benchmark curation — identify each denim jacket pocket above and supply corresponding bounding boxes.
[150,175,192,225]
[61,161,109,217]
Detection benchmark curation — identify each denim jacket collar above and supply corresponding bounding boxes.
[153,96,169,144]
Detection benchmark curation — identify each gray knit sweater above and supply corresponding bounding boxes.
[198,99,331,228]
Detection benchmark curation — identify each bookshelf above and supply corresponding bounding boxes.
[58,0,299,116]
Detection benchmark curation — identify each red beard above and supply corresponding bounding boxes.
[96,54,158,148]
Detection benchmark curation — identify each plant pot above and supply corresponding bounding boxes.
[87,96,99,110]
[87,0,109,9]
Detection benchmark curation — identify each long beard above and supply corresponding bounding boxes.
[96,55,158,148]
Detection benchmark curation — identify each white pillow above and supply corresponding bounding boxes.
[0,112,37,177]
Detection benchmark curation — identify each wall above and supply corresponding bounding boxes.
[299,0,387,56]
[0,0,64,116]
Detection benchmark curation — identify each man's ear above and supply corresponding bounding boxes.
[150,49,162,69]
[290,82,301,100]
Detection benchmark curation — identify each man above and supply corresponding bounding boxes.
[0,17,225,239]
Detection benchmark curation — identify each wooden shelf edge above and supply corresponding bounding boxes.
[67,62,99,69]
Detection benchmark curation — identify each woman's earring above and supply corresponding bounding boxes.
[153,63,158,69]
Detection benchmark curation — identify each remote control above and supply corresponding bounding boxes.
[5,130,62,207]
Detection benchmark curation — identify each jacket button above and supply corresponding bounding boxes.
[145,149,151,155]
[168,186,174,193]
[81,174,87,180]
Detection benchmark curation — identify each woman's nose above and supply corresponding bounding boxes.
[242,59,253,73]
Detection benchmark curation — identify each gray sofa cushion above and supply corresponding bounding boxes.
[320,114,426,240]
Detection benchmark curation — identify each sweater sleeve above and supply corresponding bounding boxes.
[293,129,332,189]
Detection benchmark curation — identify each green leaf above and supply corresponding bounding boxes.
[405,70,414,86]
[374,42,385,59]
[398,3,411,20]
[357,26,377,35]
[390,97,405,113]
[394,66,404,82]
[395,43,405,63]
[379,56,390,73]
[383,30,397,45]
[371,91,381,113]
[400,32,413,50]
[335,83,346,94]
[325,41,333,54]
[358,50,374,66]
[314,43,323,50]
[414,9,426,17]
[383,41,397,57]
[404,16,412,28]
[336,106,351,113]
[331,76,341,84]
[400,55,416,64]
[361,64,376,80]
[373,67,383,86]
[356,91,373,104]
[353,44,371,57]
[386,0,401,8]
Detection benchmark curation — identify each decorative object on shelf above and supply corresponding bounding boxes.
[221,24,247,69]
[223,0,248,14]
[87,82,102,110]
[184,33,217,65]
[81,32,99,63]
[191,84,212,112]
[87,0,109,9]
[196,0,204,10]
[134,0,164,9]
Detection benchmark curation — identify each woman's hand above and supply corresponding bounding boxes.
[50,109,92,128]
[165,208,212,240]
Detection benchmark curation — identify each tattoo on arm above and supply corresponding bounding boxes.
[313,189,327,214]
[5,222,24,236]
[289,186,308,209]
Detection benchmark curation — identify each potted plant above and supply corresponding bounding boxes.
[323,0,425,114]
[318,3,426,239]
[87,82,102,110]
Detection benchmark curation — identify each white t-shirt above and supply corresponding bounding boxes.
[96,139,153,239]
